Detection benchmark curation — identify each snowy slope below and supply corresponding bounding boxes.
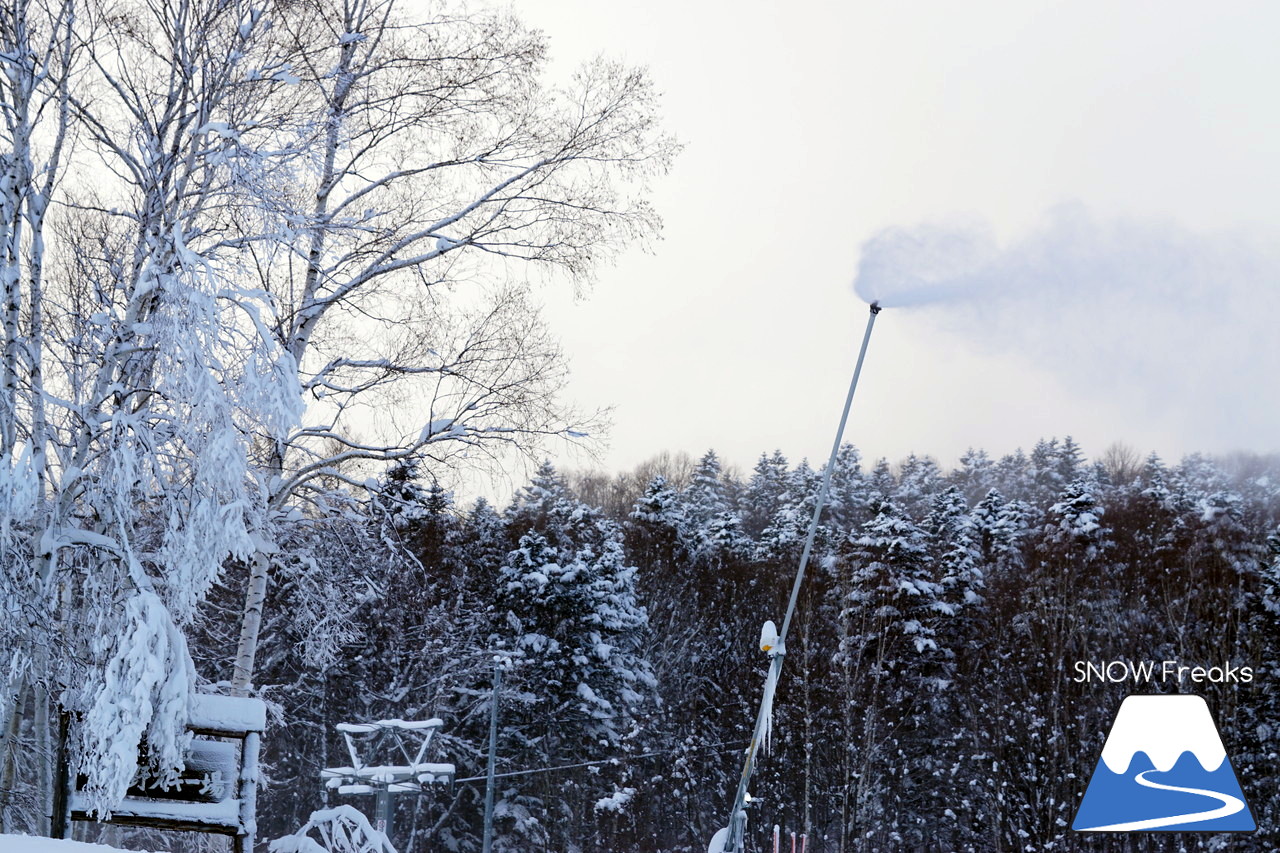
[0,835,168,852]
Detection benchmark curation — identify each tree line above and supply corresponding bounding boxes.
[221,439,1280,852]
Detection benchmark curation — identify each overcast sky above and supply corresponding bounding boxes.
[510,0,1280,482]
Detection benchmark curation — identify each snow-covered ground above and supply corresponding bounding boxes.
[0,835,167,852]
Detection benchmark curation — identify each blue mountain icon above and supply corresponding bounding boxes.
[1073,694,1255,832]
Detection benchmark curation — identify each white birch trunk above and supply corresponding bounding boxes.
[33,678,49,835]
[0,684,26,832]
[232,550,272,693]
[230,17,356,691]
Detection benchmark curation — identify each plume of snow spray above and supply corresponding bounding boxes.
[852,204,1280,450]
[854,217,998,308]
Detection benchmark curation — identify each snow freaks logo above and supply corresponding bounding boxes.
[1072,695,1255,833]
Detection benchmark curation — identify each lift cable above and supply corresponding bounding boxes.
[454,740,749,784]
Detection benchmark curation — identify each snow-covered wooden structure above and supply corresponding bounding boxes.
[54,694,265,853]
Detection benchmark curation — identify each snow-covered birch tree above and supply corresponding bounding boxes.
[0,0,74,832]
[0,0,304,824]
[224,0,677,691]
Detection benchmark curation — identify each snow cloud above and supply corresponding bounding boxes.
[852,205,1280,451]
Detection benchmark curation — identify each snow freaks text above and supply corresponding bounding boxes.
[1072,660,1255,685]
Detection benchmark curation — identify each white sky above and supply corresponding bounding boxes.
[510,0,1280,481]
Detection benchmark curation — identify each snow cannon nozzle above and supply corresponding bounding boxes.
[869,301,882,315]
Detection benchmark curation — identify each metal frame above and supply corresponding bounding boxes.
[321,718,456,843]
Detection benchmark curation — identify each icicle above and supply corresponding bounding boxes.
[759,662,778,757]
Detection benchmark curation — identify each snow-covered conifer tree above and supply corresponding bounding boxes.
[867,457,895,499]
[741,451,790,538]
[492,477,655,850]
[895,454,943,516]
[835,497,943,849]
[824,444,867,531]
[926,487,984,617]
[952,447,995,503]
[681,450,726,521]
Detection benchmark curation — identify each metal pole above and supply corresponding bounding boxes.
[376,787,393,841]
[481,664,502,853]
[779,301,880,643]
[722,303,882,852]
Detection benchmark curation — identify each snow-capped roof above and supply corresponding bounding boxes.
[187,693,266,734]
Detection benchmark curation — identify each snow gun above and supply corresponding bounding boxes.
[711,302,883,853]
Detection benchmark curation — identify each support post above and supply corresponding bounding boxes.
[35,684,50,837]
[482,664,502,853]
[51,711,71,840]
[376,787,393,840]
[237,730,261,853]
